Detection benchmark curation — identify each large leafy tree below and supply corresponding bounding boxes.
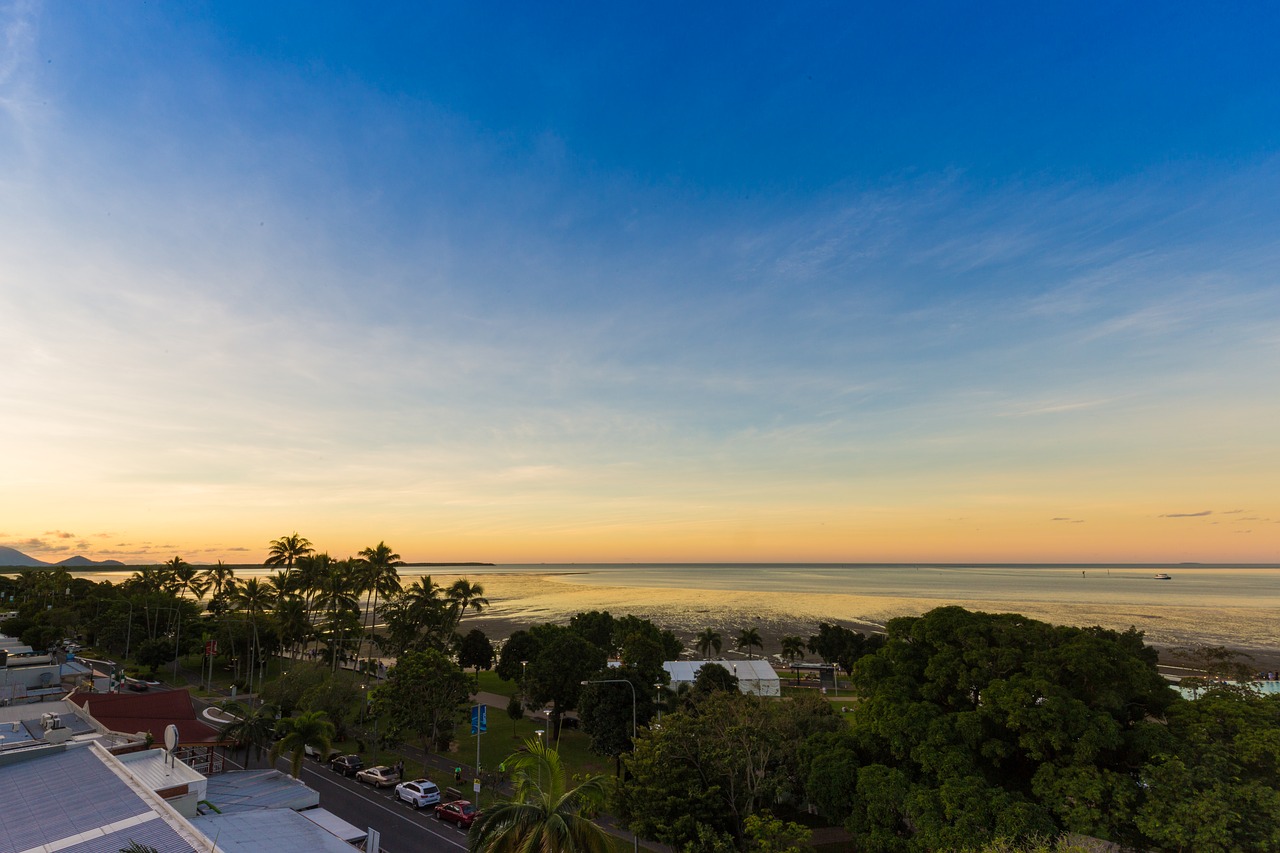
[270,710,335,778]
[457,628,495,673]
[526,625,608,736]
[469,739,613,853]
[808,606,1176,851]
[577,665,660,772]
[617,689,840,850]
[807,622,884,675]
[1136,688,1280,851]
[370,648,473,754]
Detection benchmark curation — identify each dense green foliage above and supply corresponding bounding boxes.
[470,739,613,853]
[616,689,841,849]
[370,647,474,753]
[802,607,1180,851]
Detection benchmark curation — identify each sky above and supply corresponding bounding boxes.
[1,2,1278,565]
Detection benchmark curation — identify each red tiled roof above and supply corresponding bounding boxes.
[69,688,225,745]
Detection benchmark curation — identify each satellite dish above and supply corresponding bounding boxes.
[164,724,178,752]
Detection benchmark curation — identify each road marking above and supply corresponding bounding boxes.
[296,765,467,850]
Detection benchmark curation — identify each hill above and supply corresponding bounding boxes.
[0,548,125,568]
[0,547,50,567]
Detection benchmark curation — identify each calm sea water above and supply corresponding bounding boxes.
[68,562,1280,613]
[461,563,1280,611]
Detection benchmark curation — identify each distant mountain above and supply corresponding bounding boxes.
[57,555,126,567]
[0,547,49,567]
[0,547,124,568]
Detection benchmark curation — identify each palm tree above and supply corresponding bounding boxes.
[469,738,613,853]
[446,578,489,633]
[202,561,236,599]
[217,701,279,769]
[780,635,806,665]
[696,628,722,659]
[357,542,403,659]
[265,532,314,582]
[269,710,335,778]
[231,578,276,697]
[736,627,763,659]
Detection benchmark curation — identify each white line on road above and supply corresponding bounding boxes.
[296,765,468,851]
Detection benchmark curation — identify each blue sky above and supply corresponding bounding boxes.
[1,2,1277,564]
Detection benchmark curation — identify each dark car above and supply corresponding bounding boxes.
[330,754,363,776]
[435,799,481,828]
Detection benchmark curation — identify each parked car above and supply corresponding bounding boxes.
[305,745,339,762]
[395,779,442,808]
[435,800,481,828]
[355,765,400,788]
[330,754,363,776]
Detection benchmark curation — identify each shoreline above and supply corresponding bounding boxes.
[442,571,1280,673]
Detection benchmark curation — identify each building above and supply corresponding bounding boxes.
[663,659,782,696]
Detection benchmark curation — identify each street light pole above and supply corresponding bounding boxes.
[582,678,638,853]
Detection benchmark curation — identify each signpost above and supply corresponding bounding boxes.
[471,704,487,798]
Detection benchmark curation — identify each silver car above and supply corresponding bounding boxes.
[394,779,441,808]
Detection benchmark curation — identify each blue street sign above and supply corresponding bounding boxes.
[471,704,487,734]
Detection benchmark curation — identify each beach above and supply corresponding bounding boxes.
[414,567,1280,673]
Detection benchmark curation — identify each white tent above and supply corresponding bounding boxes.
[663,660,781,697]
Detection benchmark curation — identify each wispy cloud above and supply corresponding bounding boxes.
[1160,511,1213,518]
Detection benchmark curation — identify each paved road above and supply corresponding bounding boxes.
[218,749,470,853]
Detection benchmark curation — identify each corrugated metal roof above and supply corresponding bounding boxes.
[203,769,320,813]
[0,746,200,853]
[191,808,358,852]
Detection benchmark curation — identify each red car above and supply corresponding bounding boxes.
[435,800,481,828]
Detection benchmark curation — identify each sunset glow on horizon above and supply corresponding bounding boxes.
[2,4,1278,566]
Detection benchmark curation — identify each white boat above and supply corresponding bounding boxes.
[1153,572,1172,580]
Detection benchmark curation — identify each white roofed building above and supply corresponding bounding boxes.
[663,660,781,696]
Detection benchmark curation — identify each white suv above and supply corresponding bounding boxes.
[395,779,442,808]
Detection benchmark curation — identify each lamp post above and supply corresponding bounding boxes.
[582,678,638,853]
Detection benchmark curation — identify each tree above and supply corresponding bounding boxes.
[357,541,403,657]
[814,606,1176,851]
[457,628,495,673]
[578,666,658,771]
[270,710,335,778]
[496,629,540,684]
[696,627,723,659]
[618,689,840,850]
[370,648,473,754]
[569,610,616,656]
[807,622,883,675]
[691,662,739,699]
[266,532,314,579]
[779,635,806,666]
[526,626,608,736]
[134,637,173,677]
[1135,688,1280,851]
[217,701,279,769]
[469,738,613,853]
[736,627,763,659]
[446,577,489,632]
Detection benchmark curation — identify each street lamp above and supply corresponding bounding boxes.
[582,678,639,853]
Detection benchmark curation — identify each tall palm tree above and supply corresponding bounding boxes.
[357,542,403,659]
[202,561,236,599]
[269,710,335,778]
[696,628,722,659]
[780,635,806,665]
[469,738,613,853]
[231,578,276,697]
[216,701,279,769]
[312,558,360,671]
[265,532,314,583]
[446,578,489,632]
[736,627,763,660]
